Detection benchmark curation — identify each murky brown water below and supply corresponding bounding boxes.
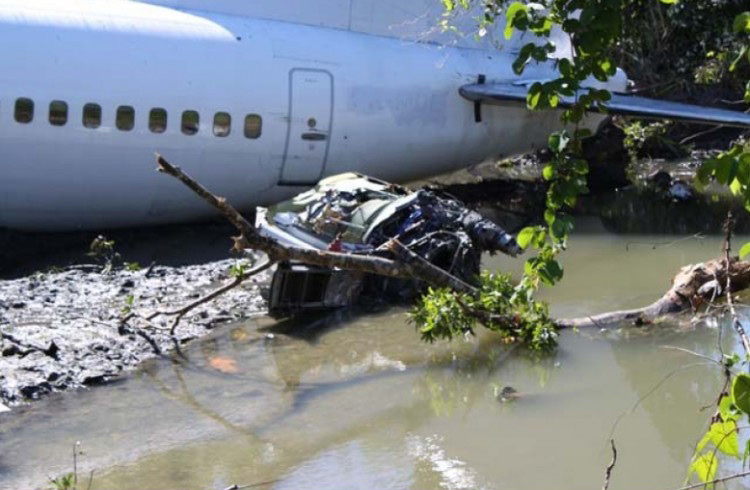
[1,218,747,490]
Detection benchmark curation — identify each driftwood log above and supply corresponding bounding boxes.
[155,154,750,331]
[557,257,750,328]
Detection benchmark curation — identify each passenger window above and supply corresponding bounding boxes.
[244,114,262,139]
[82,103,101,129]
[213,112,231,137]
[14,98,34,123]
[116,106,135,131]
[181,110,199,135]
[149,108,167,133]
[49,100,68,126]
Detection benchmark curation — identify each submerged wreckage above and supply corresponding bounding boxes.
[257,173,521,316]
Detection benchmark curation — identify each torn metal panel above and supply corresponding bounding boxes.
[258,173,521,317]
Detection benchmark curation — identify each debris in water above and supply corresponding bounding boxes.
[497,386,521,403]
[257,173,521,316]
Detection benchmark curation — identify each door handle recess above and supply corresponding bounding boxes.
[301,132,327,141]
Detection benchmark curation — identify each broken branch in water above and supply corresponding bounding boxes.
[555,255,750,328]
[156,153,750,332]
[119,258,272,339]
[156,154,475,294]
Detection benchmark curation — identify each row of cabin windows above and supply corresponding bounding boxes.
[13,98,262,139]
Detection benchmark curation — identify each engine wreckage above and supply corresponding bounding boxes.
[257,173,521,316]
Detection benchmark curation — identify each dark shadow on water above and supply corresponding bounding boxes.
[260,304,394,343]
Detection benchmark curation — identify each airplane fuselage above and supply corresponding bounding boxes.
[0,0,611,231]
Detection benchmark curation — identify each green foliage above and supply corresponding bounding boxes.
[124,261,141,272]
[87,234,122,273]
[688,452,718,485]
[732,373,750,414]
[229,261,248,279]
[411,272,558,352]
[688,395,742,486]
[120,294,135,316]
[621,120,683,161]
[48,473,75,490]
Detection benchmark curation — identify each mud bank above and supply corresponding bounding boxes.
[0,257,269,407]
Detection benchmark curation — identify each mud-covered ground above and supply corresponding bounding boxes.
[0,256,269,409]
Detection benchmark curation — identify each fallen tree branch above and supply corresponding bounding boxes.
[157,153,750,332]
[159,259,272,336]
[556,257,750,328]
[156,154,476,294]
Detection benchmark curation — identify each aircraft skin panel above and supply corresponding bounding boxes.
[0,0,601,231]
[460,83,750,128]
[136,0,574,56]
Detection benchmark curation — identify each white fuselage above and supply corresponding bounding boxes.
[0,0,615,231]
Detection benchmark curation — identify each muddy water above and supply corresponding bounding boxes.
[0,218,746,490]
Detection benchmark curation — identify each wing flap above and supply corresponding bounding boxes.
[460,83,750,128]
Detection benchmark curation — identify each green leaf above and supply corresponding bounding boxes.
[732,373,750,414]
[696,159,716,185]
[527,83,543,109]
[733,12,750,34]
[542,164,555,180]
[516,227,536,249]
[548,131,570,153]
[504,2,527,40]
[689,452,717,484]
[740,242,750,260]
[708,420,740,458]
[730,178,743,196]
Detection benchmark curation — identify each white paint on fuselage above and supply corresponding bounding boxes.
[0,0,610,231]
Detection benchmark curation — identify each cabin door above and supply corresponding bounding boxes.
[280,69,333,185]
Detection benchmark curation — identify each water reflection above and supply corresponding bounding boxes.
[3,231,750,489]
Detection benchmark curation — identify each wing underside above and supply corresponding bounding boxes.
[460,83,750,128]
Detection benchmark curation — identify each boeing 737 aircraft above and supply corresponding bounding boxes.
[1,0,749,231]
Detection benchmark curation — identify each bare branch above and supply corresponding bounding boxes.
[666,470,750,490]
[722,212,750,356]
[557,256,750,328]
[130,258,274,337]
[602,439,617,490]
[156,154,476,294]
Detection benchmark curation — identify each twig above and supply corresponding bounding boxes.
[665,470,750,490]
[679,125,723,145]
[72,441,79,488]
[602,439,617,490]
[86,470,95,490]
[660,345,721,365]
[722,212,750,357]
[152,258,272,336]
[606,362,715,443]
[222,480,279,490]
[1,331,49,354]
